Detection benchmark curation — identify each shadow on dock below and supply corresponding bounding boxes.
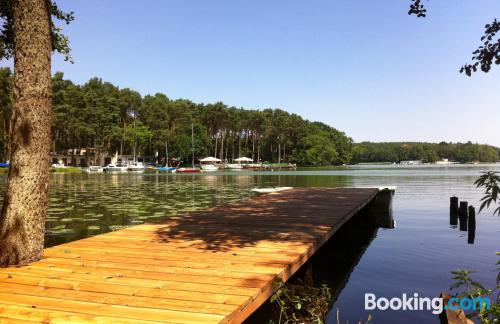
[243,193,395,323]
[152,188,379,252]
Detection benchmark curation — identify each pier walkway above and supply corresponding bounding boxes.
[0,187,380,323]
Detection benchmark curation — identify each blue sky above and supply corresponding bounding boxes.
[46,1,500,145]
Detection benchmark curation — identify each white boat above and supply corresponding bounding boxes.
[225,163,243,170]
[86,165,104,173]
[251,187,293,194]
[225,157,254,170]
[127,162,145,172]
[201,164,219,171]
[200,157,221,172]
[104,164,128,172]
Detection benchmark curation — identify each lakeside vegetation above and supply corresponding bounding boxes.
[0,68,498,167]
[352,142,500,164]
[0,68,353,166]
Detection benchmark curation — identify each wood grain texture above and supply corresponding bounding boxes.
[0,187,378,323]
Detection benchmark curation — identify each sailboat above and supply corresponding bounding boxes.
[175,123,201,173]
[157,141,176,172]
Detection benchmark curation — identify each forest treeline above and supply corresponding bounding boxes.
[0,68,353,166]
[0,68,497,166]
[352,142,500,164]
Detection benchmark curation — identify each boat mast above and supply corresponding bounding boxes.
[165,141,169,167]
[191,123,195,168]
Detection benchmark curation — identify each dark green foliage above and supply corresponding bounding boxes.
[408,0,500,77]
[270,279,333,324]
[450,263,500,323]
[461,19,500,76]
[0,70,353,165]
[408,0,426,17]
[0,67,11,158]
[352,142,500,164]
[474,171,500,216]
[0,0,74,61]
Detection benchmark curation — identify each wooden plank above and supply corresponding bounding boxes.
[32,257,278,282]
[0,269,262,296]
[0,303,159,323]
[0,292,224,323]
[0,187,379,323]
[0,282,237,316]
[45,246,301,266]
[0,274,249,305]
[24,263,271,288]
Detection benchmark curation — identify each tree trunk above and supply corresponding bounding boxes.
[231,137,235,161]
[251,134,255,161]
[214,134,218,157]
[244,132,249,155]
[238,136,241,158]
[257,141,260,162]
[225,134,229,161]
[278,142,281,164]
[0,0,52,266]
[219,130,224,161]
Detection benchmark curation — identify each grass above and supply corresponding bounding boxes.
[50,167,83,173]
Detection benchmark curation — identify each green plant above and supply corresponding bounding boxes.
[450,255,500,323]
[269,279,372,324]
[474,171,500,215]
[270,279,333,324]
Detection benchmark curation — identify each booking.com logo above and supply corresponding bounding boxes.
[365,293,491,314]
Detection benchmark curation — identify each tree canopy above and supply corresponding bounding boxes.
[1,69,497,166]
[0,70,355,166]
[352,142,500,164]
[0,0,73,61]
[408,0,500,76]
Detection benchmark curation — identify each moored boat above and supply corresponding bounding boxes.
[157,166,176,172]
[232,157,267,170]
[242,163,267,170]
[127,162,145,172]
[175,167,201,173]
[224,163,243,170]
[86,165,104,172]
[200,157,221,172]
[104,164,128,172]
[0,162,10,168]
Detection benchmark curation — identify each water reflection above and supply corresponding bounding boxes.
[0,164,498,323]
[245,202,394,323]
[0,172,360,247]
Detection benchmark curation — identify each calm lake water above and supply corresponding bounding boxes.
[0,164,499,323]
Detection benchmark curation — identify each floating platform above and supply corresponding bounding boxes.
[0,187,390,323]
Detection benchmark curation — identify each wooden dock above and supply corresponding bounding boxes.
[0,187,380,323]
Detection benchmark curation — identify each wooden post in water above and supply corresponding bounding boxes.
[459,201,468,231]
[450,196,459,225]
[468,206,476,244]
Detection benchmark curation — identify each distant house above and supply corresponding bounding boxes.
[50,148,103,167]
[50,148,154,167]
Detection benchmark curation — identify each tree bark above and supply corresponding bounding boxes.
[278,142,281,164]
[238,136,241,158]
[214,134,218,157]
[251,134,255,161]
[0,0,52,266]
[257,141,260,162]
[219,130,224,161]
